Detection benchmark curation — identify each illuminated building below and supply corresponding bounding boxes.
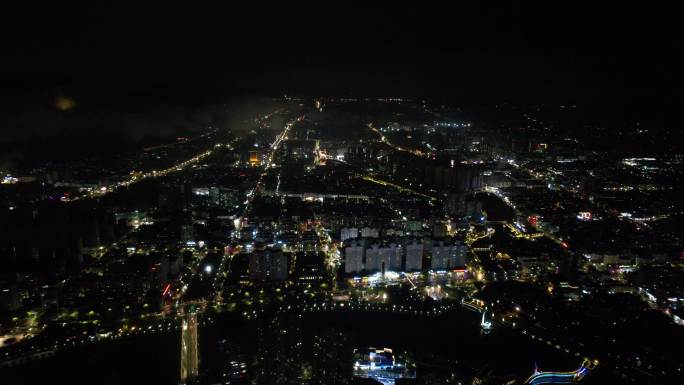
[191,186,240,209]
[353,347,415,383]
[249,249,288,281]
[249,150,261,166]
[180,223,194,244]
[534,143,548,153]
[405,239,424,271]
[344,240,365,274]
[341,227,359,242]
[528,215,539,227]
[360,227,379,238]
[430,240,467,270]
[294,251,326,285]
[365,243,402,273]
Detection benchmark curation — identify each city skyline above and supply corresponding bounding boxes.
[1,3,683,385]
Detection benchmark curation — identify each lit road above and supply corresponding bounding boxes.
[465,227,495,246]
[484,186,568,249]
[159,113,297,309]
[312,221,341,290]
[358,174,436,201]
[176,113,302,307]
[67,138,237,202]
[367,123,427,157]
[212,115,304,303]
[212,245,240,303]
[244,115,302,204]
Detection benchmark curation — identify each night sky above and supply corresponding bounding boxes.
[1,2,682,142]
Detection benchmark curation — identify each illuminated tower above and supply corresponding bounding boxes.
[249,150,261,166]
[180,310,199,384]
[480,310,492,331]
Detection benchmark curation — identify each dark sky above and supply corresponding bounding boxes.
[1,2,682,141]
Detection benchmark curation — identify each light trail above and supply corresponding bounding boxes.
[403,273,418,289]
[358,174,436,201]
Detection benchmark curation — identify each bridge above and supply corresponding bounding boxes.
[524,359,597,384]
